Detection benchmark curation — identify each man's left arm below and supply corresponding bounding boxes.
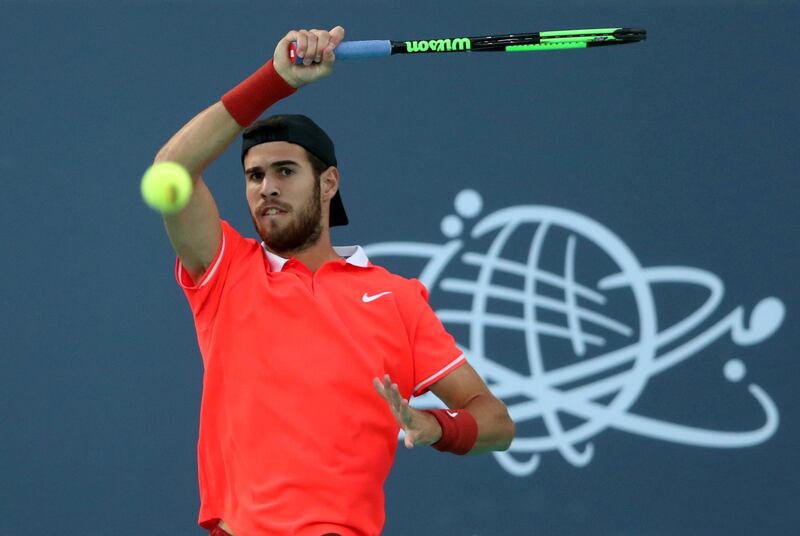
[429,363,515,453]
[374,364,515,454]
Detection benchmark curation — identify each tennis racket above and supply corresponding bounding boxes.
[290,27,646,63]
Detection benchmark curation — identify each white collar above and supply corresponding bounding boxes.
[261,244,370,272]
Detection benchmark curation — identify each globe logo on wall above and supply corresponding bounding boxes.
[366,190,785,476]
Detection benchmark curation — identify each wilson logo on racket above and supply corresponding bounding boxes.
[292,28,645,64]
[404,38,471,53]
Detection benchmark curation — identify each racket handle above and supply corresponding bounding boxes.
[335,40,392,59]
[290,40,391,64]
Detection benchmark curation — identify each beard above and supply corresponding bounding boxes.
[251,180,323,254]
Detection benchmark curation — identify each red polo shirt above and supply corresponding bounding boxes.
[176,221,465,536]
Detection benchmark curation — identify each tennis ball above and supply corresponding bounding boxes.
[140,161,193,213]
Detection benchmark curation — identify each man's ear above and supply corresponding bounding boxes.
[320,166,340,201]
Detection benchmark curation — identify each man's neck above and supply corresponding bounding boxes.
[271,234,341,273]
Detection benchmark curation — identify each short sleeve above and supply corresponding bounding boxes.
[174,220,247,323]
[409,280,467,396]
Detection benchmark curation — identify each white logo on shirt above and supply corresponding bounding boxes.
[447,411,459,418]
[362,291,392,303]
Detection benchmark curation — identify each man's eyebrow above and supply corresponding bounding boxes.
[269,160,300,168]
[244,161,300,175]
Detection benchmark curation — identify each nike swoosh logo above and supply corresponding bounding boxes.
[446,411,459,418]
[362,291,392,303]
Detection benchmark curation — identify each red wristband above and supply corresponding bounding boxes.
[221,59,296,127]
[424,409,478,455]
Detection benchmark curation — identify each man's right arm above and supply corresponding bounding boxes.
[152,26,345,282]
[154,102,239,282]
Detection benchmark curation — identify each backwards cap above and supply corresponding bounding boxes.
[241,114,348,227]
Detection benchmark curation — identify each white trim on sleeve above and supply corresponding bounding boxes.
[176,232,226,289]
[413,353,467,395]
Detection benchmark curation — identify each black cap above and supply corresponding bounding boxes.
[241,114,348,227]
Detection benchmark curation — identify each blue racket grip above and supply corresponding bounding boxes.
[290,40,391,64]
[335,40,392,60]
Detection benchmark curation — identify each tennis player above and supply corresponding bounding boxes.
[154,25,515,536]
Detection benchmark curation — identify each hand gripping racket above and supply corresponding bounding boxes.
[290,27,646,63]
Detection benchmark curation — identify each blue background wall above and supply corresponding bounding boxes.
[2,1,798,534]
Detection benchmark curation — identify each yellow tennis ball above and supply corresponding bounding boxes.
[140,161,193,213]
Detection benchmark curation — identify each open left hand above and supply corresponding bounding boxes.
[373,374,442,448]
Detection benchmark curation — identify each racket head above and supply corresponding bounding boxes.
[469,28,647,51]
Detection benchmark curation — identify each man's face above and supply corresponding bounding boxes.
[244,141,323,254]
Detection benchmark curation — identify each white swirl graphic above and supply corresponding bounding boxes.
[365,190,785,477]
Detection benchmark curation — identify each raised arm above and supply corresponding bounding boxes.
[155,103,239,281]
[152,26,345,281]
